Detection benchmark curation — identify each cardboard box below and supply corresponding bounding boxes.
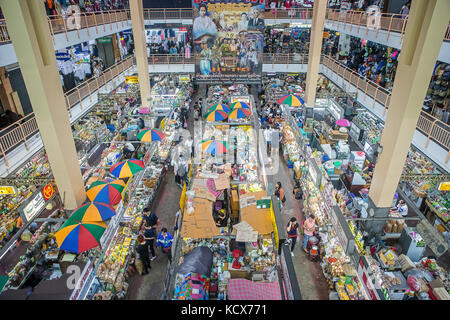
[231,190,239,211]
[429,279,444,289]
[432,287,450,300]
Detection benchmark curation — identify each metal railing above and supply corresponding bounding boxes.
[143,8,193,21]
[263,52,309,65]
[0,56,134,166]
[0,19,9,44]
[148,54,194,65]
[47,10,131,42]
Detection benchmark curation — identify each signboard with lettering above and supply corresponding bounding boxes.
[19,190,46,223]
[438,182,450,191]
[125,76,138,84]
[330,206,355,255]
[0,186,16,195]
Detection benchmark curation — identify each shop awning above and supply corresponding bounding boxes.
[227,279,282,300]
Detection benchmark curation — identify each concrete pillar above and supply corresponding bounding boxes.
[369,0,450,211]
[0,67,17,114]
[129,0,150,109]
[304,0,327,107]
[0,0,85,209]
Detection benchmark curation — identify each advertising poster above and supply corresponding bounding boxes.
[192,0,265,84]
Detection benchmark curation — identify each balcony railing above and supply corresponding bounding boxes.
[1,53,449,166]
[2,8,450,45]
[0,56,134,166]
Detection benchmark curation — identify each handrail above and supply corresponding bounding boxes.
[0,55,135,166]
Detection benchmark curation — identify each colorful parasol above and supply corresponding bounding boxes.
[277,94,305,107]
[110,159,145,178]
[137,128,165,142]
[68,202,116,222]
[55,220,106,254]
[208,103,230,113]
[230,101,250,110]
[228,108,251,119]
[201,137,227,155]
[205,110,228,122]
[86,179,125,205]
[336,118,351,127]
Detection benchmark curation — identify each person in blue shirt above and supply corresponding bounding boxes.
[156,228,174,263]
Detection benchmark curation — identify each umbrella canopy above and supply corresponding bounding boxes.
[205,110,228,122]
[277,94,305,107]
[208,103,230,113]
[229,108,251,119]
[336,118,351,127]
[110,159,144,178]
[55,220,106,254]
[201,137,227,155]
[137,129,165,142]
[230,101,250,110]
[69,202,116,222]
[86,179,125,205]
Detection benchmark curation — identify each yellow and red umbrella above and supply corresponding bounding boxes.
[69,202,116,222]
[205,110,228,122]
[201,137,227,155]
[208,103,230,113]
[277,94,305,107]
[229,108,251,119]
[86,179,125,205]
[55,220,106,254]
[110,159,145,178]
[230,101,250,110]
[137,129,165,142]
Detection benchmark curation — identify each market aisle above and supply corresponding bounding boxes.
[127,92,198,300]
[275,148,330,300]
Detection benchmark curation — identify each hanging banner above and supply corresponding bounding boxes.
[42,184,55,201]
[193,0,265,84]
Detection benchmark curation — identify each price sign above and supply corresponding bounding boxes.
[0,186,16,194]
[125,76,138,84]
[21,191,46,223]
[438,182,450,191]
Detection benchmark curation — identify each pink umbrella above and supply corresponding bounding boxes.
[336,119,351,127]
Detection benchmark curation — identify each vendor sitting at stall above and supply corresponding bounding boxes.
[391,199,409,217]
[214,208,227,227]
[123,142,136,159]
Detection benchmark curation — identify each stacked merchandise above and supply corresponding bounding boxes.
[229,126,259,183]
[351,111,383,146]
[114,83,140,99]
[424,62,450,120]
[0,151,52,246]
[94,226,134,300]
[73,116,109,163]
[82,142,123,183]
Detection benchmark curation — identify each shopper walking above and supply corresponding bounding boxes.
[156,228,174,263]
[286,217,300,256]
[274,181,286,209]
[143,207,159,228]
[302,214,317,253]
[144,224,157,261]
[174,154,188,188]
[136,235,152,275]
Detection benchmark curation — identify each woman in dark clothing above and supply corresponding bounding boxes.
[136,235,152,275]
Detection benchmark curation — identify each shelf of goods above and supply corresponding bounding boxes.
[112,83,140,99]
[281,114,369,300]
[73,116,110,164]
[0,151,52,247]
[2,209,82,293]
[81,112,173,300]
[350,111,382,147]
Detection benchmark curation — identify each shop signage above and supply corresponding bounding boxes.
[125,76,138,84]
[42,184,55,201]
[323,31,329,38]
[179,76,190,82]
[308,159,322,188]
[0,186,16,195]
[269,202,279,250]
[179,183,187,214]
[438,182,450,191]
[330,206,355,255]
[19,190,46,223]
[416,219,448,257]
[357,256,380,300]
[97,37,112,43]
[349,124,361,142]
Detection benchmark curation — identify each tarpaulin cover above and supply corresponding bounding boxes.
[227,279,282,300]
[177,246,213,277]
